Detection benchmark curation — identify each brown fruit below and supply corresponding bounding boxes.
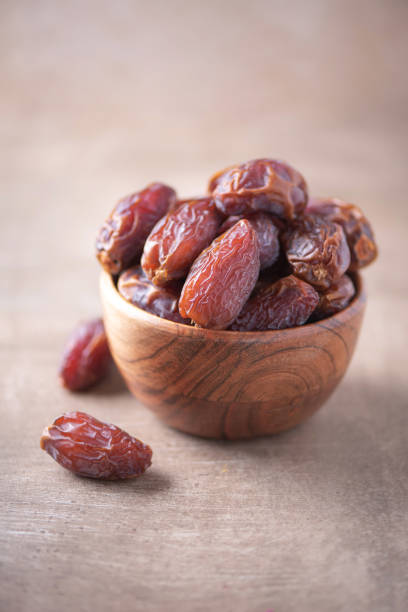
[96,183,176,274]
[218,212,280,270]
[312,274,356,320]
[179,219,260,329]
[208,158,308,219]
[307,197,377,270]
[141,198,221,286]
[284,215,351,289]
[40,412,152,480]
[230,275,319,331]
[118,266,189,324]
[59,318,112,391]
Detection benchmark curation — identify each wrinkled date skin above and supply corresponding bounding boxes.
[230,275,319,331]
[59,318,112,391]
[179,219,260,329]
[118,266,189,324]
[168,197,202,212]
[312,274,356,321]
[284,215,351,289]
[307,198,378,270]
[40,412,152,480]
[141,198,222,286]
[96,183,177,274]
[208,158,308,220]
[219,212,280,270]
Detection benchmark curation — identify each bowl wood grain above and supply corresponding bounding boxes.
[100,271,365,439]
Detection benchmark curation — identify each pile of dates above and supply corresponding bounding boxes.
[95,159,377,331]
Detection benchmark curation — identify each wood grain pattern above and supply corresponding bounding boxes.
[101,272,365,439]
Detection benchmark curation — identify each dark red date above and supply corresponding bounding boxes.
[284,215,351,289]
[40,412,152,480]
[306,197,377,270]
[312,274,356,320]
[219,212,280,270]
[168,197,201,212]
[141,198,221,286]
[208,158,308,220]
[246,212,280,269]
[96,183,176,274]
[118,266,189,324]
[179,219,260,329]
[59,318,112,391]
[230,275,319,331]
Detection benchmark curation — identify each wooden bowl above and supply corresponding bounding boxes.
[100,271,366,439]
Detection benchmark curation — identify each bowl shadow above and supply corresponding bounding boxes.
[91,363,129,396]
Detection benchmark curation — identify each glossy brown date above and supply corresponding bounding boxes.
[168,197,202,212]
[59,318,112,391]
[312,274,356,320]
[306,197,377,270]
[219,212,280,270]
[179,219,260,329]
[96,183,176,274]
[40,412,152,480]
[141,198,221,286]
[230,275,319,331]
[284,215,351,289]
[208,158,308,220]
[118,266,189,324]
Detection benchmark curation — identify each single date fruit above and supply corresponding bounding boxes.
[141,198,221,286]
[219,212,280,270]
[284,215,351,289]
[59,318,112,391]
[230,275,319,331]
[118,266,189,324]
[312,274,356,320]
[96,182,176,274]
[179,219,260,329]
[208,158,308,220]
[306,197,377,270]
[40,412,152,480]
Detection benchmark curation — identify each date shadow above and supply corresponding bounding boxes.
[86,468,173,496]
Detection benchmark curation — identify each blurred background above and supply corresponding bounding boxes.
[1,1,407,610]
[2,0,407,311]
[2,0,407,375]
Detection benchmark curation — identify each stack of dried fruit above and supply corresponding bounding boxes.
[96,158,378,331]
[43,158,378,479]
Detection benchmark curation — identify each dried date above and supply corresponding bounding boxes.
[40,411,152,479]
[118,266,189,324]
[168,197,201,212]
[141,198,222,286]
[219,212,280,270]
[179,219,260,329]
[284,215,351,289]
[312,274,356,320]
[230,275,319,331]
[59,318,112,391]
[307,197,377,270]
[96,183,176,274]
[208,158,308,219]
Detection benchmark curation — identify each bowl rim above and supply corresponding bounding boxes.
[100,270,365,340]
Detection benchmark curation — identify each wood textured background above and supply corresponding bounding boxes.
[1,1,407,611]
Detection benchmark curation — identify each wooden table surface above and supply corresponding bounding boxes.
[1,1,407,611]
